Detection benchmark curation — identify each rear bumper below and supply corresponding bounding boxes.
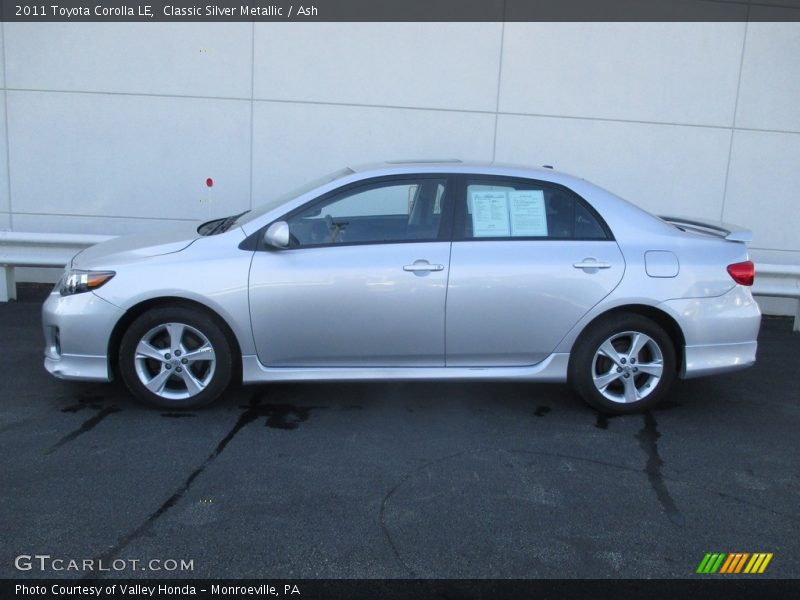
[659,285,761,379]
[682,341,757,379]
[42,289,122,382]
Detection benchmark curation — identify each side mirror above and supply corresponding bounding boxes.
[263,221,290,249]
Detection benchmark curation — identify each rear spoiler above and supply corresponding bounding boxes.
[658,215,752,243]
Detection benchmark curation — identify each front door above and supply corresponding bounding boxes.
[248,176,453,367]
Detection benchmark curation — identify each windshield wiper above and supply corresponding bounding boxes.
[206,210,250,235]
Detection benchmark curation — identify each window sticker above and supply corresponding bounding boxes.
[509,190,548,237]
[470,191,511,237]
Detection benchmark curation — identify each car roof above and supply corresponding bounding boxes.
[349,159,577,182]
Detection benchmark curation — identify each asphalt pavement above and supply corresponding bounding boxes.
[1,285,798,579]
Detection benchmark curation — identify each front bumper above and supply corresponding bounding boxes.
[659,285,761,379]
[42,289,124,382]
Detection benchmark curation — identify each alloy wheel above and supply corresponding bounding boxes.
[133,322,216,401]
[591,330,664,404]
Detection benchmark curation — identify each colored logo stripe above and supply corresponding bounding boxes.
[744,553,773,574]
[697,553,726,573]
[720,553,749,573]
[697,552,773,574]
[719,553,736,573]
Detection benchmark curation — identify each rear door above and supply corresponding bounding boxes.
[445,175,624,366]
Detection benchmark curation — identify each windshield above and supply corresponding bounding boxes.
[238,168,355,227]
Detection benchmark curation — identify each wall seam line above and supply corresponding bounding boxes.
[491,11,506,162]
[720,14,750,222]
[248,20,255,211]
[3,87,800,137]
[2,21,12,230]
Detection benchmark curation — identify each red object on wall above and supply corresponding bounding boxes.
[206,178,214,188]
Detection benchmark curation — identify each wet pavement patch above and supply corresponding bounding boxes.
[261,403,313,430]
[91,393,319,570]
[60,394,106,413]
[594,411,623,430]
[635,411,685,527]
[47,405,121,454]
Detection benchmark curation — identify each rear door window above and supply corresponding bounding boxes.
[457,178,610,240]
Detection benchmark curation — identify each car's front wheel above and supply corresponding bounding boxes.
[118,306,233,409]
[569,313,677,414]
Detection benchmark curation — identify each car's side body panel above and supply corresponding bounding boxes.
[42,161,761,395]
[445,240,624,366]
[84,229,257,357]
[248,242,451,367]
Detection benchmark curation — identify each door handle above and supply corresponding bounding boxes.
[403,261,444,272]
[573,258,612,270]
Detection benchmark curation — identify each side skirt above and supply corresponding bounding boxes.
[240,353,570,384]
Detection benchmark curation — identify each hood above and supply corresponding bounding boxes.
[71,221,201,269]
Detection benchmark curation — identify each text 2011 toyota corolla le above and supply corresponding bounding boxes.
[43,161,760,413]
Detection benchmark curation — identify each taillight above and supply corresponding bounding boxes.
[727,261,754,286]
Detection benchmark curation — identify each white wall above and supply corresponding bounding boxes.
[2,19,799,311]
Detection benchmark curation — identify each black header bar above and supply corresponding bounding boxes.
[2,0,800,22]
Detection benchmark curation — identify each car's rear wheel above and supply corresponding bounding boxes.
[569,313,677,414]
[118,306,233,409]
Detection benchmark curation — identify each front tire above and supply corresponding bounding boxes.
[569,313,677,414]
[118,306,233,409]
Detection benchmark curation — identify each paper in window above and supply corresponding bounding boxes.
[509,190,548,237]
[470,191,511,237]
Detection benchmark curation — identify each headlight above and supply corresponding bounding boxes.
[59,270,116,296]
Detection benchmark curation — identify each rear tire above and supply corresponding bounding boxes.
[118,306,233,409]
[569,313,677,414]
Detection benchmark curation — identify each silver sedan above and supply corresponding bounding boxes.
[42,161,761,413]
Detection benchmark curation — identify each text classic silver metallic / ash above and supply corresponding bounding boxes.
[43,161,760,414]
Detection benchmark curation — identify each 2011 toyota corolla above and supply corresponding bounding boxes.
[42,161,760,413]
